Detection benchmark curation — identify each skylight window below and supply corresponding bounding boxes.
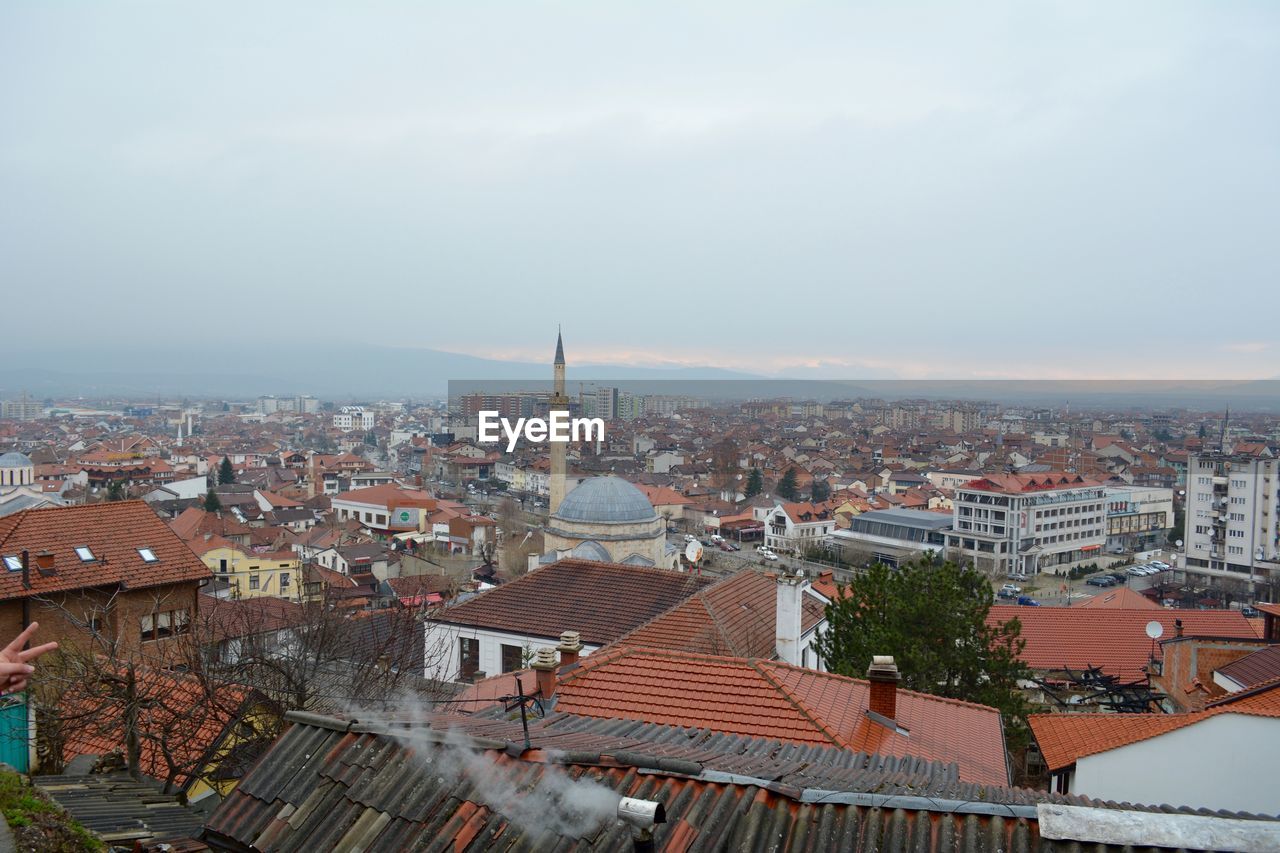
[138,548,158,563]
[2,556,21,572]
[75,546,95,562]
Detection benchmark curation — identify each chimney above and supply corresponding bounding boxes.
[775,568,806,666]
[557,630,583,667]
[867,655,899,722]
[20,550,30,590]
[532,646,558,700]
[1175,618,1183,638]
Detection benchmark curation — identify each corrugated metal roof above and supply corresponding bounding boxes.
[200,712,1280,851]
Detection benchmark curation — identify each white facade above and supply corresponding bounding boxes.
[1104,485,1174,553]
[333,406,375,432]
[947,480,1107,575]
[755,502,837,555]
[423,622,602,682]
[1184,451,1279,579]
[1069,713,1280,815]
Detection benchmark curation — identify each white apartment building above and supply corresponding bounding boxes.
[755,501,837,555]
[1104,485,1175,553]
[1184,450,1279,580]
[333,405,375,432]
[945,473,1106,576]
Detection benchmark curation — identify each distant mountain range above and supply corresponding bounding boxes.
[0,345,756,399]
[1,346,1277,410]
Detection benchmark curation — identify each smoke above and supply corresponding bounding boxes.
[348,695,623,840]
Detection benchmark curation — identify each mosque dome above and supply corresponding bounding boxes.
[553,476,657,524]
[0,452,32,468]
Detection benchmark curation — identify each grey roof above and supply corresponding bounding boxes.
[0,451,32,468]
[202,711,1280,852]
[851,508,954,530]
[553,476,657,523]
[34,773,205,845]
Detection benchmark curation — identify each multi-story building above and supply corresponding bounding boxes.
[945,473,1106,576]
[1104,485,1175,553]
[1184,450,1279,581]
[0,397,42,421]
[333,406,375,432]
[757,501,837,555]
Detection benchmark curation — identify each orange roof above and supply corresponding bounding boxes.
[988,606,1258,681]
[614,570,825,658]
[333,484,435,510]
[963,472,1101,494]
[631,484,692,506]
[1075,587,1161,610]
[61,661,254,790]
[551,646,1009,786]
[0,502,211,599]
[1031,680,1280,771]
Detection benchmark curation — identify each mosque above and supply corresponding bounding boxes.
[0,451,66,517]
[532,332,678,570]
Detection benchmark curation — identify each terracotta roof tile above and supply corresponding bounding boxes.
[0,501,211,599]
[553,646,1009,786]
[432,559,714,645]
[1031,681,1280,771]
[988,605,1258,681]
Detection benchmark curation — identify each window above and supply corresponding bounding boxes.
[249,574,260,590]
[142,608,190,642]
[501,643,524,673]
[459,637,480,681]
[2,555,21,572]
[137,548,158,563]
[280,572,291,589]
[75,546,95,562]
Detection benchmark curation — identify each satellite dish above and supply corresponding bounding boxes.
[1175,539,1184,549]
[684,541,704,563]
[1145,621,1164,640]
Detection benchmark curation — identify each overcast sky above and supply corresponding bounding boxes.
[2,2,1277,378]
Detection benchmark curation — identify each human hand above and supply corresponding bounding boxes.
[0,622,58,695]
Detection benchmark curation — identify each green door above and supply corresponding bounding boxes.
[0,696,29,772]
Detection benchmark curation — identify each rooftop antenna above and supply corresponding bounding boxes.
[1145,620,1164,669]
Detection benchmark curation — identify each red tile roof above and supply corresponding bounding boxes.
[0,501,211,599]
[614,569,825,659]
[332,484,435,509]
[1031,681,1280,771]
[432,559,714,646]
[61,660,255,790]
[551,646,1009,786]
[988,605,1258,681]
[1075,587,1161,610]
[963,472,1101,493]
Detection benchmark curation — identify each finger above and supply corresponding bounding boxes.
[17,642,58,662]
[0,662,34,677]
[4,622,39,654]
[4,678,27,694]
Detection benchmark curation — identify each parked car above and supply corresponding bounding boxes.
[1242,605,1261,618]
[710,534,724,543]
[726,542,741,551]
[1086,575,1117,587]
[1016,596,1041,606]
[1108,572,1128,583]
[997,587,1018,600]
[1000,583,1022,595]
[685,534,697,543]
[761,551,779,561]
[1126,566,1147,577]
[1007,572,1028,582]
[1148,560,1171,570]
[718,542,733,552]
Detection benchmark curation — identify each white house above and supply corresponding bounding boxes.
[1031,683,1280,815]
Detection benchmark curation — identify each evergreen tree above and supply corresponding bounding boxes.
[106,480,125,502]
[744,467,764,499]
[776,467,799,501]
[814,556,1032,749]
[810,478,831,502]
[218,456,236,485]
[204,490,222,512]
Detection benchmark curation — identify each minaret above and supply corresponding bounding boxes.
[549,328,568,515]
